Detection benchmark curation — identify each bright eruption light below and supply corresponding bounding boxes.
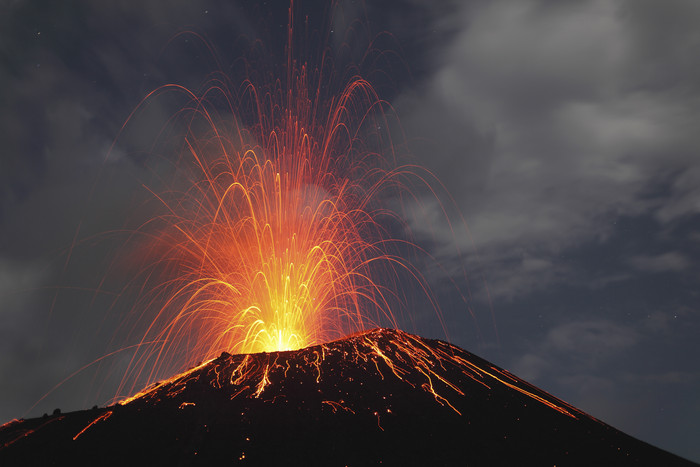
[138,76,402,355]
[115,8,444,395]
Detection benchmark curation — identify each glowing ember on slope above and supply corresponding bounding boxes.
[118,328,589,422]
[5,329,687,466]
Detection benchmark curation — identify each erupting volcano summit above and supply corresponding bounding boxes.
[0,328,694,465]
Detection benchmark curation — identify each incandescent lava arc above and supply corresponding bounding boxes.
[113,8,449,399]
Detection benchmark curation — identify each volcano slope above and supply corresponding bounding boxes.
[0,328,695,466]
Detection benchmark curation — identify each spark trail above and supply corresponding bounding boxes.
[114,4,444,398]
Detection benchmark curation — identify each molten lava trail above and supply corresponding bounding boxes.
[119,328,588,422]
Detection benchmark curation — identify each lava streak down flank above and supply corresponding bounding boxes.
[0,329,695,465]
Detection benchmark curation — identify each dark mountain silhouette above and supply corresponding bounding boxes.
[0,328,696,465]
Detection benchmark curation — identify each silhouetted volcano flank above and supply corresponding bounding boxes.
[1,328,695,465]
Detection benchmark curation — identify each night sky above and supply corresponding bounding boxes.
[2,0,699,462]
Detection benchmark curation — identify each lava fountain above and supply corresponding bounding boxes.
[114,3,445,398]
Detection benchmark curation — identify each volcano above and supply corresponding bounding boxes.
[0,328,695,465]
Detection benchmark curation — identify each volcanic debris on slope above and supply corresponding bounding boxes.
[0,328,696,465]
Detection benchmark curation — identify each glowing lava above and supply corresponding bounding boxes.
[3,329,686,466]
[119,328,587,421]
[116,6,434,395]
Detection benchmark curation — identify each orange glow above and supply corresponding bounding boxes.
[111,6,451,400]
[138,116,398,356]
[118,67,413,396]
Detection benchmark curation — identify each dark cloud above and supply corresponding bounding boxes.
[399,0,700,255]
[628,251,690,273]
[390,0,700,460]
